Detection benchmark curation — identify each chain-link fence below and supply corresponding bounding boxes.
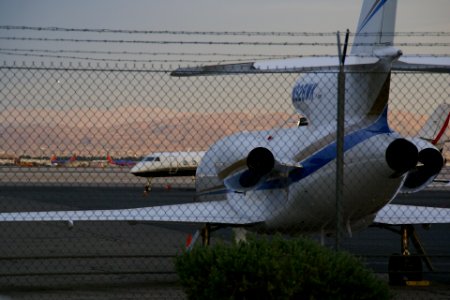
[0,62,449,298]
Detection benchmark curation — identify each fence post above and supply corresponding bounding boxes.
[335,30,349,251]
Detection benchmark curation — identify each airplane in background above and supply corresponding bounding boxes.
[418,103,450,149]
[50,154,77,166]
[1,0,450,283]
[130,151,205,194]
[106,154,137,167]
[420,104,450,185]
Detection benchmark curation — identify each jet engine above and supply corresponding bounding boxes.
[401,147,444,193]
[224,147,275,192]
[385,138,419,176]
[385,138,444,192]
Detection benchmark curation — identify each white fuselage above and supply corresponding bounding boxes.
[193,50,411,233]
[131,151,205,178]
[196,113,405,233]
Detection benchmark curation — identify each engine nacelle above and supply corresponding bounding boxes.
[385,138,419,176]
[224,147,275,192]
[401,147,444,193]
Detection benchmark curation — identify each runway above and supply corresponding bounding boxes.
[0,166,449,299]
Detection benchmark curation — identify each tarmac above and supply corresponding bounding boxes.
[0,166,448,299]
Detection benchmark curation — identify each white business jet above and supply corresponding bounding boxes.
[130,151,205,194]
[1,0,450,282]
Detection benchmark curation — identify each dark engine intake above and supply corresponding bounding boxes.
[385,138,419,175]
[403,147,444,191]
[239,147,275,188]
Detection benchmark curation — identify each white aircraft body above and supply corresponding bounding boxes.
[130,151,205,193]
[1,0,450,279]
[131,151,205,178]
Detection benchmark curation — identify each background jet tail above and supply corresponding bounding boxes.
[106,154,114,164]
[69,154,77,163]
[418,103,450,149]
[351,0,397,55]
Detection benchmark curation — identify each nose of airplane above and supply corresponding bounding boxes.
[130,163,142,175]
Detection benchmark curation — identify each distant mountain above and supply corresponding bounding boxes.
[1,107,447,160]
[0,106,293,156]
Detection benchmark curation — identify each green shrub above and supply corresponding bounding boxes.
[175,235,390,300]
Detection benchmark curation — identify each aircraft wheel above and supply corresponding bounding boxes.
[388,254,423,285]
[143,184,151,197]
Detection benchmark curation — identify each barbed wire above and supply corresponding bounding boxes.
[0,36,338,46]
[0,50,278,63]
[0,61,172,72]
[0,26,335,36]
[1,25,450,37]
[0,48,291,58]
[2,48,447,61]
[1,36,450,47]
[1,27,448,64]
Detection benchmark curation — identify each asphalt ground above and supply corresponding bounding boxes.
[0,166,449,299]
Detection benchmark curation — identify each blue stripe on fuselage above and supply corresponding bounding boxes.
[199,108,392,195]
[358,0,388,33]
[259,107,391,190]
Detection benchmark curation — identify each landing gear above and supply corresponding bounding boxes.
[388,254,422,285]
[143,178,152,196]
[183,225,211,250]
[388,224,433,285]
[199,224,229,246]
[201,224,211,246]
[184,224,213,251]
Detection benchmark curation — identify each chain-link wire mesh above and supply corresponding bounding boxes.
[0,61,449,298]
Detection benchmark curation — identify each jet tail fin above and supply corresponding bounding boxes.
[352,0,397,55]
[418,104,450,149]
[69,154,77,162]
[106,154,114,164]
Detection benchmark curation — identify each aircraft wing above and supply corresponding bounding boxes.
[171,56,379,76]
[0,201,264,225]
[392,56,450,73]
[374,204,450,225]
[171,55,450,76]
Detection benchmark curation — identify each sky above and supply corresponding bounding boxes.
[0,0,449,32]
[0,0,448,156]
[0,0,448,82]
[0,0,449,65]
